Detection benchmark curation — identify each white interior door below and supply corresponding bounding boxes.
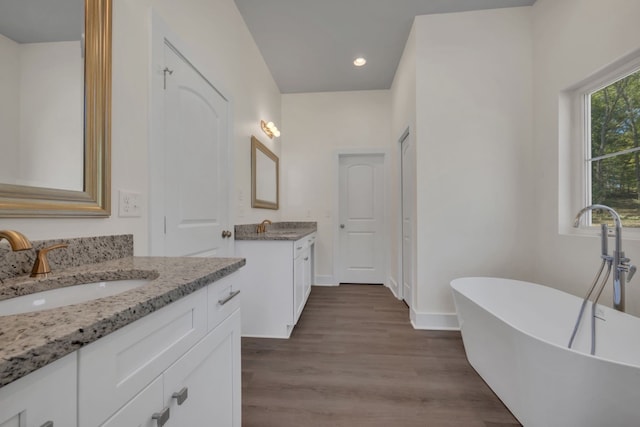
[338,153,385,284]
[401,132,415,308]
[161,42,230,257]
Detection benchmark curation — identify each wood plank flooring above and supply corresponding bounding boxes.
[242,284,521,427]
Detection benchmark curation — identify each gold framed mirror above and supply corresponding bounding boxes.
[251,136,279,210]
[0,0,111,217]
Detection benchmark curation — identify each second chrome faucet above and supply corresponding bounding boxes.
[256,219,272,234]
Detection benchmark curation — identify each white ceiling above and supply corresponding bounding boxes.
[234,0,536,93]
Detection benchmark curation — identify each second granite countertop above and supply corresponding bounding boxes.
[0,256,245,388]
[234,221,317,241]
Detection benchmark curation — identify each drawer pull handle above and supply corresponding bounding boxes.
[304,257,309,261]
[40,422,54,427]
[218,290,241,306]
[172,387,189,405]
[152,407,170,427]
[297,246,303,250]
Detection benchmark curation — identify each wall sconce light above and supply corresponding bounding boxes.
[261,120,281,139]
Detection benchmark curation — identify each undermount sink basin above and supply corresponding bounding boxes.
[0,279,152,316]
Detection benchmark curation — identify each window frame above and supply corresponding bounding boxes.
[571,54,640,233]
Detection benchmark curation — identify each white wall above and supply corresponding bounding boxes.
[0,34,19,183]
[532,0,640,315]
[281,90,393,284]
[410,7,535,322]
[0,0,281,254]
[391,24,417,299]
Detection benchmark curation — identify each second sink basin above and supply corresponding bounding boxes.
[0,279,152,316]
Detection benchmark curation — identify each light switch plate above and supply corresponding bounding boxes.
[119,190,142,217]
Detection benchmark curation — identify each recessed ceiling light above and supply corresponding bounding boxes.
[353,57,367,67]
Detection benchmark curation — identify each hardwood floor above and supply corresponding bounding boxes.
[242,284,521,427]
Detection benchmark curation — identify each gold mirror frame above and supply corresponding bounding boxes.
[0,0,111,217]
[251,136,279,210]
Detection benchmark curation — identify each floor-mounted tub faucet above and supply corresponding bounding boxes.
[573,204,635,311]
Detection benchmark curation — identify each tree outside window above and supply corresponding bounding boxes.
[588,68,640,227]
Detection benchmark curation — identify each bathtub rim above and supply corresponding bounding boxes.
[450,276,640,369]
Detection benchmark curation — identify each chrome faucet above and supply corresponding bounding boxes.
[0,230,32,252]
[573,204,636,311]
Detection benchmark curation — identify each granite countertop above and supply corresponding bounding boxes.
[0,256,245,388]
[234,221,317,241]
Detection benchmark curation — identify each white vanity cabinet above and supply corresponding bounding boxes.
[236,232,315,338]
[78,273,241,427]
[99,311,240,427]
[0,353,77,427]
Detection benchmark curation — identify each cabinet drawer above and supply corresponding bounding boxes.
[293,237,308,258]
[294,232,316,259]
[305,233,317,247]
[207,273,241,331]
[78,287,207,427]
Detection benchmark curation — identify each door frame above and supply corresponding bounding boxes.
[398,127,415,307]
[149,13,235,256]
[332,148,390,285]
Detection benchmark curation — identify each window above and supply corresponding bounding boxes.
[586,67,640,227]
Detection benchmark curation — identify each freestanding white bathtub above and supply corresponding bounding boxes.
[451,277,640,427]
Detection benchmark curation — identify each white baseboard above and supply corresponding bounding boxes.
[387,277,401,299]
[410,308,459,330]
[314,275,338,286]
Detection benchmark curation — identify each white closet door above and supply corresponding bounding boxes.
[337,153,385,284]
[162,42,230,257]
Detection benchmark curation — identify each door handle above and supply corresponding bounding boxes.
[152,407,170,427]
[172,387,189,405]
[340,224,345,229]
[218,290,241,306]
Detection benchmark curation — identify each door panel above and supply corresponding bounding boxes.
[163,310,241,427]
[163,42,229,257]
[338,154,385,284]
[401,134,415,307]
[346,232,375,267]
[347,165,375,219]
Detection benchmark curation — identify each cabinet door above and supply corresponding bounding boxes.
[303,247,312,300]
[100,376,164,427]
[0,353,76,427]
[164,308,241,427]
[293,251,306,324]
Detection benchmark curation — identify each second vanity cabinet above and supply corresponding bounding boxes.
[79,273,241,426]
[236,232,315,338]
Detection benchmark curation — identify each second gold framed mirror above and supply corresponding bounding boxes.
[251,136,279,210]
